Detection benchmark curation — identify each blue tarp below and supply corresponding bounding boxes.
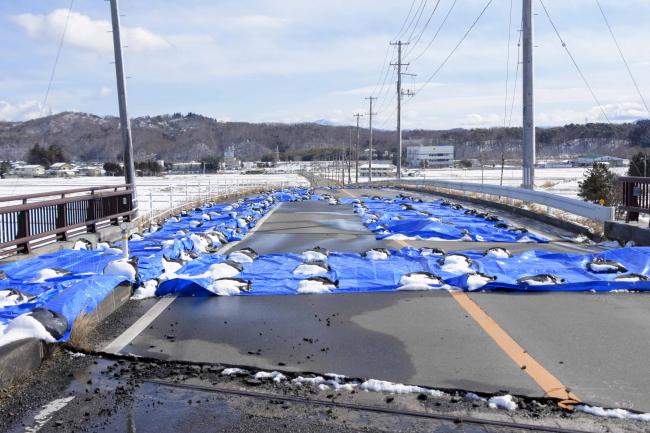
[339,196,548,243]
[157,246,650,296]
[0,187,312,341]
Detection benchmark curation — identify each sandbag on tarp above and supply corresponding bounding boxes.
[0,249,122,283]
[40,274,129,340]
[458,246,650,292]
[153,247,650,297]
[341,196,547,243]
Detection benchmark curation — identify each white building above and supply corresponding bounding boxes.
[171,161,202,173]
[405,144,454,168]
[46,162,77,177]
[15,164,45,177]
[359,161,397,178]
[575,155,629,168]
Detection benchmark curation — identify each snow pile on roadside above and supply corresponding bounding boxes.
[0,314,57,347]
[576,404,650,422]
[253,371,286,383]
[488,394,518,411]
[360,379,445,396]
[131,280,159,300]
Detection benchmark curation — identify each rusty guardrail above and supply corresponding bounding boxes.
[0,184,135,257]
[619,176,650,225]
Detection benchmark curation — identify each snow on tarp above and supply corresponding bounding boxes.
[157,246,650,297]
[0,187,313,344]
[338,196,547,243]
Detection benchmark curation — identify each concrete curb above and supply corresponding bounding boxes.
[604,221,650,246]
[396,184,598,238]
[0,280,133,390]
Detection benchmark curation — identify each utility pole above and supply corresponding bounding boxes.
[347,129,352,184]
[353,113,363,183]
[109,0,137,214]
[365,97,377,183]
[391,41,414,180]
[522,0,535,189]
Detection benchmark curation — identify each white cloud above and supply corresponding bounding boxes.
[232,15,289,30]
[11,9,167,53]
[0,100,46,121]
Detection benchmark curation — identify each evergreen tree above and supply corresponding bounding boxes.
[628,152,649,177]
[578,162,618,205]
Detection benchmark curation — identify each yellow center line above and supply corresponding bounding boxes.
[391,237,580,407]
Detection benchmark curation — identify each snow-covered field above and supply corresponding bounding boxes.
[349,167,628,199]
[0,173,309,215]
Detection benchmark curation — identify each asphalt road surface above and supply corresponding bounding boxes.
[107,187,650,413]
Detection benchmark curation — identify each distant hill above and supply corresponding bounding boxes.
[0,111,647,163]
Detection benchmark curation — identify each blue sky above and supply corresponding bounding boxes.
[1,0,649,129]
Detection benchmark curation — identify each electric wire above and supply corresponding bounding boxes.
[404,0,442,59]
[507,25,523,127]
[404,0,430,44]
[503,0,514,127]
[40,0,75,117]
[538,0,611,123]
[595,0,649,115]
[407,0,458,64]
[393,0,418,40]
[410,0,493,99]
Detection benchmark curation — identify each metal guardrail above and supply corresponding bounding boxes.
[355,179,616,222]
[0,184,135,256]
[619,176,650,224]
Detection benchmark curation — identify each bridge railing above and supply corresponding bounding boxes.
[0,184,135,257]
[618,176,650,224]
[354,178,616,222]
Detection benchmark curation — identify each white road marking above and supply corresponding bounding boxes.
[103,296,176,353]
[24,396,75,433]
[102,202,282,353]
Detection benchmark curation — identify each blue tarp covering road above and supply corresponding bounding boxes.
[338,196,548,243]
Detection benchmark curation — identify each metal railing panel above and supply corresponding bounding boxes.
[355,179,615,222]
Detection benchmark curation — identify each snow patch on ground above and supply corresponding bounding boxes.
[488,394,518,411]
[359,379,444,397]
[0,314,57,346]
[576,404,650,422]
[208,262,241,279]
[30,268,66,283]
[253,371,286,383]
[221,368,249,376]
[132,280,158,300]
[301,251,328,261]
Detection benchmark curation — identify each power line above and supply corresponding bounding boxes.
[538,0,611,123]
[507,24,523,127]
[503,0,514,127]
[404,0,442,58]
[410,0,493,98]
[370,45,394,97]
[393,0,418,40]
[40,0,74,117]
[400,0,427,42]
[404,0,430,43]
[595,0,649,115]
[407,0,457,63]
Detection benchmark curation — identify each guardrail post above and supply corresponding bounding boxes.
[86,197,97,233]
[56,203,68,241]
[16,209,31,254]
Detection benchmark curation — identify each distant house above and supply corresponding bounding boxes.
[359,160,397,178]
[171,161,202,173]
[78,165,104,177]
[575,155,628,167]
[47,162,77,177]
[14,164,45,177]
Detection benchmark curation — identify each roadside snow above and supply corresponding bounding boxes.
[254,371,286,383]
[576,404,650,422]
[488,394,518,411]
[359,379,444,397]
[103,259,136,280]
[132,280,158,300]
[222,368,249,376]
[0,314,57,346]
[293,263,328,276]
[297,279,334,294]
